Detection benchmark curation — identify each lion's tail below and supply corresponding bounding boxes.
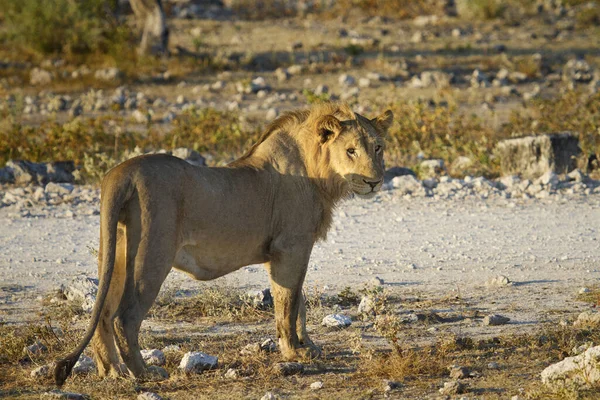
[54,172,134,387]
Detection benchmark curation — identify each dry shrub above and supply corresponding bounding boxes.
[334,0,443,18]
[149,286,271,323]
[357,346,448,381]
[503,91,600,161]
[385,101,505,177]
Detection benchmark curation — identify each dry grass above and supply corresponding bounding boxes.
[2,285,600,399]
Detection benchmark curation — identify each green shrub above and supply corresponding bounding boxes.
[0,0,131,56]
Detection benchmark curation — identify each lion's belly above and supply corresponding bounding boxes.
[173,242,267,281]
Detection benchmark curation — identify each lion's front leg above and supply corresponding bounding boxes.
[267,242,314,361]
[296,291,321,358]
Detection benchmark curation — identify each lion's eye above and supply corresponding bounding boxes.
[375,145,382,153]
[347,148,356,156]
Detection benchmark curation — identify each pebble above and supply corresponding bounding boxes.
[178,351,218,373]
[273,362,304,376]
[310,381,324,390]
[322,314,352,328]
[141,349,166,366]
[439,380,465,395]
[483,314,511,326]
[138,392,163,400]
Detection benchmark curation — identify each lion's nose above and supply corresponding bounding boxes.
[363,179,381,189]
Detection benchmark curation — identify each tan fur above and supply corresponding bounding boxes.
[54,103,393,385]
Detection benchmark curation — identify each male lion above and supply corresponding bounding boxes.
[54,103,393,385]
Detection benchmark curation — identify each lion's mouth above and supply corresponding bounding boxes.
[349,183,382,197]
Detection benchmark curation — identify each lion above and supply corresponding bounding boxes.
[54,102,393,385]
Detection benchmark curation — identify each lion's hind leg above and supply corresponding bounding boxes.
[113,204,177,379]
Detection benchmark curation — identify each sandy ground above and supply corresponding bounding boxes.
[1,190,599,333]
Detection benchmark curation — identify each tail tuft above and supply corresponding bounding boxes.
[54,356,79,387]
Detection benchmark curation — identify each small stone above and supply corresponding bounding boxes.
[486,275,511,287]
[23,340,47,357]
[567,169,585,182]
[240,342,261,355]
[573,311,600,328]
[224,368,239,379]
[42,389,88,400]
[141,349,166,366]
[138,392,163,400]
[261,392,278,400]
[322,314,352,328]
[383,379,401,392]
[162,344,181,353]
[61,276,98,313]
[94,67,121,82]
[275,68,290,82]
[45,182,74,195]
[449,365,471,379]
[73,354,96,375]
[310,381,323,390]
[420,159,445,176]
[483,314,510,326]
[260,338,277,352]
[178,351,218,373]
[358,78,371,88]
[273,362,304,376]
[338,74,356,86]
[30,68,53,85]
[439,380,465,395]
[132,109,150,124]
[487,362,500,369]
[266,108,278,121]
[244,288,273,309]
[358,296,376,316]
[31,363,53,378]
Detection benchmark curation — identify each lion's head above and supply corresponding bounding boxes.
[314,109,393,198]
[233,102,393,200]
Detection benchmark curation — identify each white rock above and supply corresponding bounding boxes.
[30,68,53,85]
[358,296,376,316]
[420,159,445,175]
[132,109,150,124]
[94,67,121,81]
[486,275,511,287]
[261,392,278,400]
[141,349,166,366]
[23,340,47,357]
[541,345,600,388]
[338,74,356,86]
[310,381,324,390]
[391,175,423,195]
[73,354,96,374]
[224,368,239,378]
[42,390,87,400]
[31,364,52,378]
[358,78,371,88]
[579,287,590,294]
[138,392,163,400]
[536,170,559,187]
[322,314,352,328]
[573,311,600,327]
[178,351,218,373]
[61,276,98,313]
[567,169,585,182]
[266,108,278,121]
[45,182,74,195]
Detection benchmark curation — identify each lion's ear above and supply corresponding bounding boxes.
[372,110,394,136]
[316,115,342,144]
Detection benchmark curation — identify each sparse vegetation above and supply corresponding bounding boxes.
[0,0,132,59]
